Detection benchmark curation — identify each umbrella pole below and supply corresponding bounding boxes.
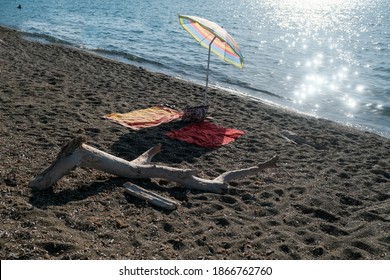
[205,36,216,105]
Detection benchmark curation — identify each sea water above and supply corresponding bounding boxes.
[1,0,389,137]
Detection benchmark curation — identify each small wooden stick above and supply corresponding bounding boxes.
[123,182,178,210]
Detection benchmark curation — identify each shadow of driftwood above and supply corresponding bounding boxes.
[110,120,214,164]
[29,177,127,209]
[28,175,191,210]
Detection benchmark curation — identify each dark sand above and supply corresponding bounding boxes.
[1,26,390,260]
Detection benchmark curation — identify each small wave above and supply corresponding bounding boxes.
[21,31,72,45]
[90,48,165,68]
[21,30,169,74]
[243,86,284,100]
[236,83,289,100]
[377,104,390,117]
[216,75,289,101]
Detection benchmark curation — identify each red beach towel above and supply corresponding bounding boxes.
[103,106,183,130]
[166,121,245,148]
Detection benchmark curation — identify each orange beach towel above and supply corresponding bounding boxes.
[103,106,183,130]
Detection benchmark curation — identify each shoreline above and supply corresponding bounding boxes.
[1,25,390,260]
[10,25,389,139]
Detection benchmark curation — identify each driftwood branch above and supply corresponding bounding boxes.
[29,137,278,194]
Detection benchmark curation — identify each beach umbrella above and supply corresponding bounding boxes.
[179,15,244,105]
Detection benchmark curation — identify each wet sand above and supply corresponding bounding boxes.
[1,26,390,260]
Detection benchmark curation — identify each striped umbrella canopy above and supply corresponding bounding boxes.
[179,15,244,104]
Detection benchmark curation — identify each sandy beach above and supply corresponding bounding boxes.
[1,26,390,260]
